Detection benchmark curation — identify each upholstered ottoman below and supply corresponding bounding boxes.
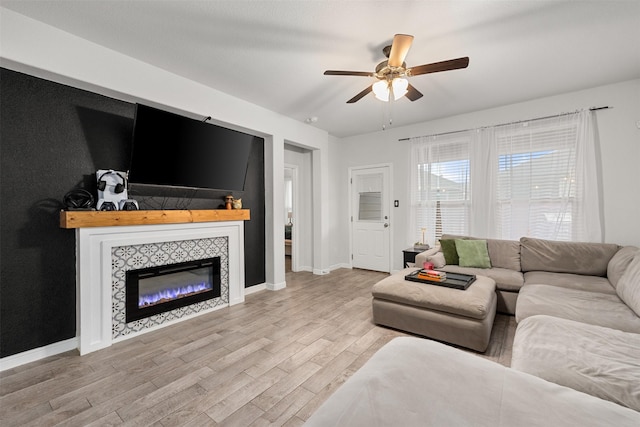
[372,268,497,352]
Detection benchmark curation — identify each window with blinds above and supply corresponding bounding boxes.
[409,110,599,244]
[496,121,578,241]
[411,134,471,244]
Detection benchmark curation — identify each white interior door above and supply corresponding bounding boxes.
[351,166,391,272]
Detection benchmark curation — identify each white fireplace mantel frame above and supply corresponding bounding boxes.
[76,221,245,355]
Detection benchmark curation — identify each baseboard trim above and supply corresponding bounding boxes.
[245,283,266,294]
[266,281,286,291]
[313,263,351,275]
[0,338,78,372]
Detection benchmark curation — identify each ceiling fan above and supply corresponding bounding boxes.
[324,34,469,104]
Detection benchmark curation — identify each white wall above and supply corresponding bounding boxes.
[284,145,313,271]
[327,135,351,270]
[0,7,334,286]
[336,79,640,272]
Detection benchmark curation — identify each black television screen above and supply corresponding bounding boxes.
[128,104,255,192]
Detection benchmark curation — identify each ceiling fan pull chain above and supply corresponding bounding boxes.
[381,96,395,131]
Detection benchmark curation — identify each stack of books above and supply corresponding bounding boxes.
[416,269,447,282]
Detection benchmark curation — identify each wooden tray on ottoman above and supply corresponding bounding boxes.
[404,270,476,290]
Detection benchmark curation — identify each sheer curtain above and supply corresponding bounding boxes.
[575,111,602,242]
[469,128,497,237]
[409,110,602,244]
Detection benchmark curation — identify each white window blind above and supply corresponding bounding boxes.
[355,172,383,221]
[410,132,472,245]
[496,119,578,240]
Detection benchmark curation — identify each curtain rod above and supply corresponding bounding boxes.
[398,106,611,142]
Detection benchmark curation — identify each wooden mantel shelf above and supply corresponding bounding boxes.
[60,209,250,229]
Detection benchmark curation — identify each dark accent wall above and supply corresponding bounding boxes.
[0,68,266,358]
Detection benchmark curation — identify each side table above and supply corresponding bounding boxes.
[402,247,426,268]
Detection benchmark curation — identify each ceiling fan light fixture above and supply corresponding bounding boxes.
[372,80,390,101]
[392,77,409,100]
[372,78,408,102]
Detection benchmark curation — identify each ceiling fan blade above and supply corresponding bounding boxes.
[388,34,414,67]
[324,70,373,77]
[347,86,373,103]
[409,57,469,76]
[405,84,423,101]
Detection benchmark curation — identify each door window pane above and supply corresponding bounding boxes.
[359,192,382,220]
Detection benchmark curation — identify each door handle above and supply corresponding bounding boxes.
[384,223,389,228]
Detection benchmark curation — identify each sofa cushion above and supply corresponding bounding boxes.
[442,234,521,271]
[455,239,492,268]
[439,239,460,265]
[516,284,640,333]
[512,315,640,412]
[441,265,524,292]
[520,237,619,276]
[523,271,615,294]
[486,238,522,271]
[616,254,640,317]
[608,246,640,289]
[372,268,496,320]
[304,337,640,427]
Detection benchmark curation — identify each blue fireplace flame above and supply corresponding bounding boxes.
[138,281,213,307]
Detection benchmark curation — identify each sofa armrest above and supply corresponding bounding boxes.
[415,245,441,267]
[607,246,639,289]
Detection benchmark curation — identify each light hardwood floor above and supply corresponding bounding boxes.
[1,268,516,426]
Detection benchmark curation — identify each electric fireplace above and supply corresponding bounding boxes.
[125,257,221,323]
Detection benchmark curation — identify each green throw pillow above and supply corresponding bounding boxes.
[455,239,492,268]
[440,239,460,265]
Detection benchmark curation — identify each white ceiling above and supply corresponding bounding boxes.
[3,1,639,137]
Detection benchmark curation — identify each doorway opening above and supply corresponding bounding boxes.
[284,165,298,272]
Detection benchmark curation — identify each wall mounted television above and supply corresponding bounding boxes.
[128,104,257,192]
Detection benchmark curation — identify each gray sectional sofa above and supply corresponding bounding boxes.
[416,235,640,411]
[305,236,640,424]
[415,234,638,318]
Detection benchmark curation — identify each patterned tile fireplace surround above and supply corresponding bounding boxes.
[111,237,228,339]
[72,214,246,355]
